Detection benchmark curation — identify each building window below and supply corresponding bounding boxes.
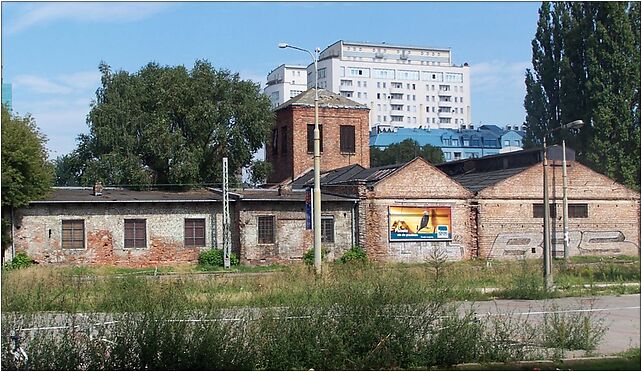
[307,124,324,153]
[453,152,461,160]
[124,219,146,248]
[258,216,275,244]
[321,217,335,243]
[569,204,589,218]
[62,220,84,249]
[452,139,459,146]
[532,204,557,219]
[504,140,510,146]
[184,218,206,247]
[340,125,356,153]
[444,152,452,160]
[281,127,288,154]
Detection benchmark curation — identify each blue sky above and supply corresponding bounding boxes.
[2,1,542,158]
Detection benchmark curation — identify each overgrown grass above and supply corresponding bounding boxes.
[2,257,639,313]
[1,280,610,370]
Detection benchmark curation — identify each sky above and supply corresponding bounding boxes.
[1,1,542,159]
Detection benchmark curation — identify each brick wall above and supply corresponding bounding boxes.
[267,105,370,184]
[238,200,356,265]
[13,203,225,267]
[355,158,475,262]
[476,162,641,259]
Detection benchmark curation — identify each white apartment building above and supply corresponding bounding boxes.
[263,64,308,107]
[308,40,471,131]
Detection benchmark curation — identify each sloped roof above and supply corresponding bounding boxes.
[451,167,531,193]
[275,88,368,111]
[291,162,408,189]
[31,187,224,204]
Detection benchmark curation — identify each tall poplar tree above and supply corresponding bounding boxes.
[524,1,640,190]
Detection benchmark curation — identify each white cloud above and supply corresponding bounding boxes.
[471,60,531,92]
[13,75,73,94]
[13,71,100,95]
[8,2,171,34]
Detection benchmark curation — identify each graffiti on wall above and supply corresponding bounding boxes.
[488,230,639,259]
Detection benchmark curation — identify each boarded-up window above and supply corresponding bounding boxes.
[62,220,84,249]
[340,125,356,153]
[124,219,146,248]
[185,218,206,247]
[321,217,335,243]
[569,204,589,218]
[532,204,557,219]
[307,124,324,153]
[258,216,275,244]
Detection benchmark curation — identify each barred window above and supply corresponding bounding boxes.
[62,220,84,249]
[124,219,146,248]
[569,204,589,218]
[184,218,206,247]
[258,216,275,244]
[532,204,557,219]
[321,217,335,243]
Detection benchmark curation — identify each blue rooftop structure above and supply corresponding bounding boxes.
[370,124,526,161]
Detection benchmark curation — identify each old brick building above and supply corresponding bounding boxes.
[292,157,475,262]
[438,147,641,259]
[266,88,370,185]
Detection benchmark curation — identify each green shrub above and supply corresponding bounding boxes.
[338,245,368,264]
[198,249,239,268]
[3,252,34,270]
[303,247,329,266]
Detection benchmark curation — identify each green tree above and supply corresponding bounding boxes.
[370,139,444,167]
[1,105,53,251]
[65,60,273,188]
[524,2,640,190]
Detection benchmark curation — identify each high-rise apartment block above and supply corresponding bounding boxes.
[305,40,471,131]
[264,64,308,107]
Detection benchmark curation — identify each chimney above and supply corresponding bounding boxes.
[93,181,103,196]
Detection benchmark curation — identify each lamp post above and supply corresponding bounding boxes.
[278,43,322,275]
[542,119,584,290]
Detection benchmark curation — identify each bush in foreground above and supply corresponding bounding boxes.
[198,249,239,268]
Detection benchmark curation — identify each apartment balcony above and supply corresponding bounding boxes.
[438,100,453,106]
[339,85,354,91]
[438,89,451,95]
[438,111,453,118]
[389,107,405,115]
[389,84,404,93]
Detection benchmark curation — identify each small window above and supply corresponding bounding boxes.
[62,220,84,249]
[340,125,356,153]
[321,217,335,243]
[258,216,275,244]
[124,219,146,248]
[184,218,206,247]
[271,129,278,155]
[569,204,588,218]
[532,204,557,219]
[307,124,324,153]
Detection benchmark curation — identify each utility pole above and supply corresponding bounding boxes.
[223,157,231,268]
[562,140,570,261]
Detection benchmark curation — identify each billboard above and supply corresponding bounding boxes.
[389,206,452,241]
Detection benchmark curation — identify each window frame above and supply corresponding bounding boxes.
[532,204,557,219]
[61,219,85,250]
[124,219,147,249]
[184,218,206,247]
[257,215,276,245]
[568,204,589,218]
[339,125,356,154]
[307,124,324,153]
[321,216,335,244]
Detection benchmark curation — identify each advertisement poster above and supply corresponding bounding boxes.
[389,206,452,241]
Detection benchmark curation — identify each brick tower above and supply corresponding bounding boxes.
[266,88,370,185]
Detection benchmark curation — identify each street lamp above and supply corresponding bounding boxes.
[279,42,323,275]
[542,119,584,290]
